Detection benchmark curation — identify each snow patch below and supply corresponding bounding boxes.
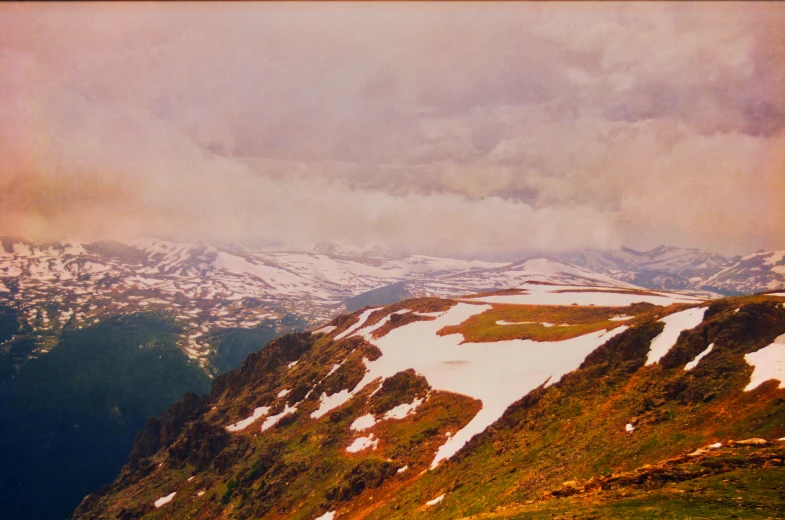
[626,423,635,433]
[277,388,291,398]
[763,251,785,266]
[311,389,353,419]
[382,397,423,420]
[685,343,714,371]
[350,414,377,431]
[744,333,785,391]
[646,307,707,365]
[343,302,627,468]
[261,403,297,431]
[226,406,270,432]
[335,307,382,340]
[496,320,535,326]
[396,465,409,474]
[154,492,176,508]
[314,512,335,520]
[346,434,378,453]
[609,315,633,321]
[425,494,445,506]
[326,362,343,378]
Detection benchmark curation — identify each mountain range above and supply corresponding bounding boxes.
[2,237,783,376]
[1,237,784,518]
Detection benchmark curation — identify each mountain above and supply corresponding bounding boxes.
[74,289,785,519]
[558,246,785,295]
[1,237,689,374]
[703,250,785,295]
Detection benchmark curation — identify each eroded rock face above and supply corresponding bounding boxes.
[128,392,209,466]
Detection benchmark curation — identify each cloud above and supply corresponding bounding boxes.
[1,2,783,255]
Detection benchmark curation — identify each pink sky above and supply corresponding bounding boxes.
[1,2,783,256]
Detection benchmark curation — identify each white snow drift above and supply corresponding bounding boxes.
[320,302,627,468]
[685,343,714,371]
[346,434,378,453]
[154,492,176,508]
[744,333,785,391]
[645,307,707,365]
[226,406,270,432]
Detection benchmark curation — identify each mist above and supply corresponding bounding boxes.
[1,2,784,256]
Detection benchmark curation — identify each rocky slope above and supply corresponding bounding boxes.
[74,289,785,519]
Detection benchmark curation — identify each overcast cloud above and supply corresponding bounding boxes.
[1,2,783,256]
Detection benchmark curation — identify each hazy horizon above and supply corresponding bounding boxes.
[2,2,784,257]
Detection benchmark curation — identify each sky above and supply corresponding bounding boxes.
[1,2,784,257]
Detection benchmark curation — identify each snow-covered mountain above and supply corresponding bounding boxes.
[558,246,785,295]
[3,237,783,368]
[0,238,711,368]
[703,250,785,294]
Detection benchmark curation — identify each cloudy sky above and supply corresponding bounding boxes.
[1,2,783,257]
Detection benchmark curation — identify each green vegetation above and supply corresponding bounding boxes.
[438,302,662,343]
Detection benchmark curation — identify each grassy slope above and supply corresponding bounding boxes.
[437,302,662,343]
[73,295,785,520]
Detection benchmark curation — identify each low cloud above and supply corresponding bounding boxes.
[1,3,783,255]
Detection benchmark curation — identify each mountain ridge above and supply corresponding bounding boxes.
[73,290,785,519]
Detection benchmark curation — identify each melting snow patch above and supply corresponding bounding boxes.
[708,442,722,449]
[350,414,377,431]
[226,406,270,432]
[346,434,378,453]
[335,307,382,340]
[287,360,299,369]
[744,333,785,391]
[685,343,714,371]
[496,320,536,326]
[343,302,627,468]
[646,307,707,365]
[314,512,335,520]
[326,362,343,377]
[277,388,291,398]
[426,494,445,506]
[396,465,409,474]
[311,389,353,419]
[261,404,297,431]
[154,492,176,508]
[625,423,635,433]
[382,398,423,420]
[610,315,633,321]
[197,490,205,497]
